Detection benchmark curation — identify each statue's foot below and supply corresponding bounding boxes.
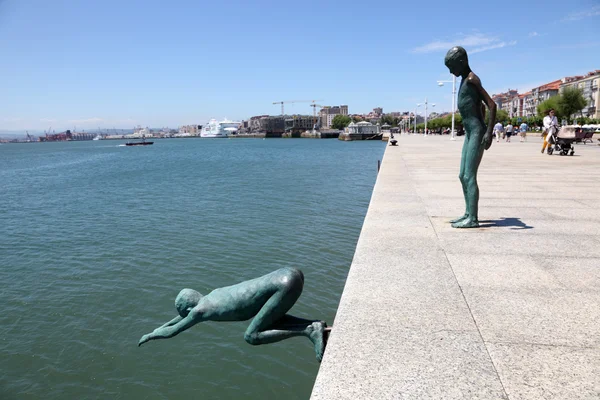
[451,217,479,229]
[450,214,469,224]
[308,321,327,363]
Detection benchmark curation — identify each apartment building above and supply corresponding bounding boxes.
[492,89,518,114]
[518,80,561,117]
[319,105,348,128]
[508,95,523,118]
[560,70,600,119]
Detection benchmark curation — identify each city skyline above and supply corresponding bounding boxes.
[1,0,599,131]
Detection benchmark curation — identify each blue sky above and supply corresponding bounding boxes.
[1,0,599,131]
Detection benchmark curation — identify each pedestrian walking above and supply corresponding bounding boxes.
[493,121,503,142]
[541,109,558,153]
[505,122,513,142]
[519,121,528,142]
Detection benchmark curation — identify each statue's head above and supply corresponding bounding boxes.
[175,288,203,317]
[444,46,469,77]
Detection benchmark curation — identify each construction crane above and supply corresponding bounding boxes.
[309,104,328,129]
[25,131,34,142]
[272,99,323,116]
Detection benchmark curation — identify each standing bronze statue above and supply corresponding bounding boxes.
[445,46,497,228]
[139,267,329,362]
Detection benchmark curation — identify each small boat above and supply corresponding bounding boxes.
[125,137,154,146]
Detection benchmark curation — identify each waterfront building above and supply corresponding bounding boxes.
[522,91,535,117]
[534,80,561,106]
[560,70,600,119]
[492,89,518,116]
[245,115,269,133]
[285,115,315,133]
[319,105,349,128]
[178,125,202,135]
[340,121,380,140]
[243,115,313,135]
[70,131,95,141]
[520,80,561,118]
[492,69,599,119]
[506,94,522,118]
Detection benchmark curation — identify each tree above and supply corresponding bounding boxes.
[484,109,508,125]
[331,115,352,130]
[380,115,398,127]
[496,109,509,123]
[537,96,561,118]
[558,87,587,119]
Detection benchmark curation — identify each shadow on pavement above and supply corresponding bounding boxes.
[479,217,533,230]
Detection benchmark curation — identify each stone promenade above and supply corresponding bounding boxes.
[311,134,600,399]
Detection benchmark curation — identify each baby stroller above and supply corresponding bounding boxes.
[547,126,577,156]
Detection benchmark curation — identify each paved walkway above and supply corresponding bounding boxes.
[311,134,600,399]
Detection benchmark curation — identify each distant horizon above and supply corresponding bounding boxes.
[0,108,454,137]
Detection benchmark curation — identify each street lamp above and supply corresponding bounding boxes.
[424,98,435,136]
[414,103,421,134]
[437,75,457,140]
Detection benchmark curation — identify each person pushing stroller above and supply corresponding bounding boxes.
[541,109,558,153]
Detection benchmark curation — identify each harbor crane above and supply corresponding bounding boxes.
[309,104,328,129]
[272,99,323,116]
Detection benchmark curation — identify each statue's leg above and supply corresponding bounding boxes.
[243,268,327,361]
[452,135,485,228]
[451,136,469,224]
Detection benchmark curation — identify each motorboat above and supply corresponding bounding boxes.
[125,137,153,146]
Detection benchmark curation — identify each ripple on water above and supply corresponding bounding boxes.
[0,139,384,399]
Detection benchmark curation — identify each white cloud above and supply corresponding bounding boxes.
[528,31,539,37]
[412,33,516,54]
[471,40,517,54]
[563,5,600,21]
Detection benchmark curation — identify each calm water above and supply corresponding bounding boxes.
[0,138,384,400]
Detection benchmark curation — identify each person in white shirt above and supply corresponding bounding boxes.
[542,109,558,153]
[505,123,514,142]
[493,122,503,142]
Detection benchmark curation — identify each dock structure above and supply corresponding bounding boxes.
[312,135,600,399]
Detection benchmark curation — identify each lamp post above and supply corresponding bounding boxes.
[414,103,421,134]
[437,75,457,140]
[424,98,436,136]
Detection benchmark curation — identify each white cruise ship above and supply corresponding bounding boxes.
[201,119,240,138]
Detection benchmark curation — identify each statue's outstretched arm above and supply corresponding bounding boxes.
[159,315,183,328]
[139,312,200,346]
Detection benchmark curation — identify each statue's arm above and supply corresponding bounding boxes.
[159,315,183,328]
[139,312,200,346]
[469,73,496,149]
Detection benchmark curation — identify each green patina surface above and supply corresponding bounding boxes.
[445,46,497,228]
[139,267,328,362]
